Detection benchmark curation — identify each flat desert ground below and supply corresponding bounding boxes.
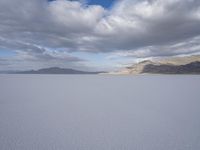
[0,75,200,150]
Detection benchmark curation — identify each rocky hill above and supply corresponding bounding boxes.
[13,67,103,74]
[142,61,200,74]
[114,55,200,74]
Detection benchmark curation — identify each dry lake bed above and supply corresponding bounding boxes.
[0,75,200,150]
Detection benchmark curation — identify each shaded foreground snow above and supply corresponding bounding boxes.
[0,75,200,150]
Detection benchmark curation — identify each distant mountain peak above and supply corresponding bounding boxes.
[142,61,200,74]
[113,55,200,75]
[11,67,105,74]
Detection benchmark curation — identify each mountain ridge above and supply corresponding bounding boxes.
[142,61,200,74]
[113,55,200,74]
[2,67,104,74]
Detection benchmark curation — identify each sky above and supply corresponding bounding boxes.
[0,0,200,71]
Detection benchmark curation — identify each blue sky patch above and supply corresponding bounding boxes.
[0,50,16,57]
[87,0,116,8]
[48,0,116,8]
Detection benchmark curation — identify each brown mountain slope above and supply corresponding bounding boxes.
[114,55,200,74]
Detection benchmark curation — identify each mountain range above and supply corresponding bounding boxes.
[1,55,200,75]
[3,67,104,74]
[112,55,200,74]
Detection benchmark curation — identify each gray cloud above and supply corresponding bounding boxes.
[92,0,200,52]
[0,0,200,70]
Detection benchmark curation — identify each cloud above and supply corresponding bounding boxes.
[93,0,200,51]
[0,0,200,70]
[0,0,103,70]
[0,0,105,49]
[0,37,84,70]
